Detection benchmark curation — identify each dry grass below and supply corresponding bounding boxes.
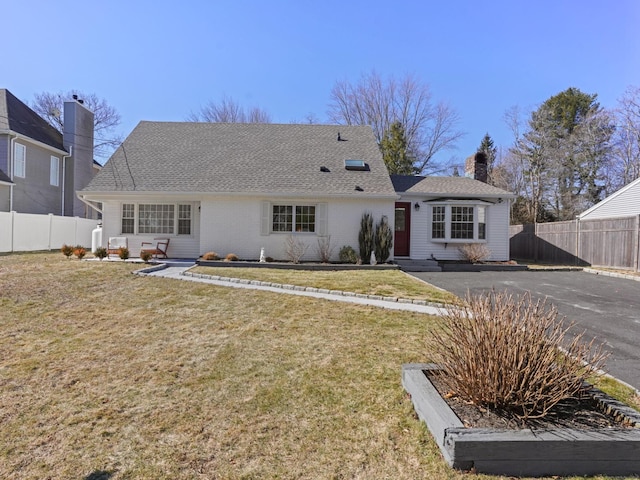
[0,253,632,480]
[190,266,457,304]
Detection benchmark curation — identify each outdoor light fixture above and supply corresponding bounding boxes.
[414,202,420,211]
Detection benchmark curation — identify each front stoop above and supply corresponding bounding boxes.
[402,363,640,477]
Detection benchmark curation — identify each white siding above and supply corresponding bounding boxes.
[400,195,511,261]
[101,198,201,258]
[579,178,640,220]
[200,196,394,261]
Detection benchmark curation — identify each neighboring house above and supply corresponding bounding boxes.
[391,165,515,261]
[0,89,97,217]
[78,122,398,260]
[578,176,640,220]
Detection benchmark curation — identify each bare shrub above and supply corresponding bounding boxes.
[224,253,238,262]
[457,243,491,263]
[202,251,220,261]
[315,236,335,263]
[284,235,308,264]
[429,291,608,420]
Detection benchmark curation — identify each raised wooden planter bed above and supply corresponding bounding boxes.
[402,363,640,477]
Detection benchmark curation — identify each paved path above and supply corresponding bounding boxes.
[142,265,444,315]
[409,269,640,392]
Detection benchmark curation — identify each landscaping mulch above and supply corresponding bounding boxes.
[427,370,632,431]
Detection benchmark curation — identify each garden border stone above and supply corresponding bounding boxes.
[402,363,640,477]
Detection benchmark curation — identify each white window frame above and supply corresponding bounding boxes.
[14,143,26,178]
[429,201,489,243]
[271,203,317,234]
[120,202,193,236]
[50,156,60,186]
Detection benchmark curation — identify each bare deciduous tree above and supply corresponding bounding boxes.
[187,95,271,123]
[327,71,464,174]
[610,85,640,190]
[31,90,123,163]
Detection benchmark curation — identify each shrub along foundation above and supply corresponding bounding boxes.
[403,363,640,477]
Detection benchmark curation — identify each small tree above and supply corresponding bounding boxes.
[358,212,374,262]
[374,216,393,263]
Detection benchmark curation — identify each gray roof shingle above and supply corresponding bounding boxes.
[391,174,514,197]
[0,89,66,152]
[83,122,396,197]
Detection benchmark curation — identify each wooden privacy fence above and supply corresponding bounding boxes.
[509,215,640,271]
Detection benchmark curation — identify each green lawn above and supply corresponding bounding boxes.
[0,252,636,479]
[189,265,458,304]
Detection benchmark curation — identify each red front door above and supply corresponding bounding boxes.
[394,202,411,257]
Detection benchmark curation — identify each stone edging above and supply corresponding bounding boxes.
[181,270,446,308]
[584,267,640,282]
[403,363,640,477]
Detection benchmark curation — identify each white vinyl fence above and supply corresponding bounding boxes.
[0,211,99,253]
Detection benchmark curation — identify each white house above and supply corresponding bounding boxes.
[391,173,515,261]
[78,122,515,262]
[578,176,640,220]
[78,122,397,260]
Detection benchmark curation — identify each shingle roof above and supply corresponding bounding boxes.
[82,122,396,197]
[0,89,66,152]
[391,174,514,197]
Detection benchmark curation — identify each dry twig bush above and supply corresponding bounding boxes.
[284,235,308,264]
[429,290,608,419]
[457,243,491,263]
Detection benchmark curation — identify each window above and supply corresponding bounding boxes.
[272,204,316,233]
[120,203,193,235]
[478,206,486,240]
[272,205,293,232]
[451,206,474,239]
[432,205,445,239]
[122,204,135,234]
[139,204,175,234]
[14,143,26,178]
[178,205,191,235]
[295,205,315,232]
[430,204,488,242]
[50,156,60,186]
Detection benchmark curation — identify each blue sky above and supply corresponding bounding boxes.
[4,0,640,170]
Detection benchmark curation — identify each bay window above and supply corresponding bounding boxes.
[430,203,488,242]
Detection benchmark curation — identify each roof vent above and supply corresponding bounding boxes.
[320,166,330,173]
[345,159,369,171]
[354,185,364,192]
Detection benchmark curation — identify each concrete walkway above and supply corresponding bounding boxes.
[138,264,445,315]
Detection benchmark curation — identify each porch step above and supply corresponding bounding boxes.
[394,259,442,272]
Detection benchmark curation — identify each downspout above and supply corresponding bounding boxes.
[61,146,72,216]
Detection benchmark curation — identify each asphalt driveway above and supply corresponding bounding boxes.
[409,270,640,391]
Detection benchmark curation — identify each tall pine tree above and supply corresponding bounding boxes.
[380,121,415,175]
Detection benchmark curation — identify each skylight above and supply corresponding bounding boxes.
[344,159,369,171]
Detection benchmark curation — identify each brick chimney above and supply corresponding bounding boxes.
[63,98,94,217]
[464,152,488,183]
